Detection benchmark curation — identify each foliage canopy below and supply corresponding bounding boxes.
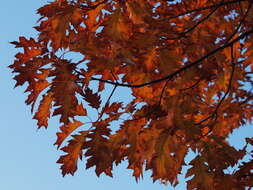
[10,0,253,188]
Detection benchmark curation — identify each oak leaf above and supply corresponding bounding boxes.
[10,0,253,189]
[33,92,54,128]
[57,131,87,176]
[55,120,83,148]
[83,87,101,109]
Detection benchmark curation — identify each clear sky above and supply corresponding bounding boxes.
[1,1,252,190]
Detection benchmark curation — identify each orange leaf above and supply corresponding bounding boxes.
[57,131,87,176]
[33,92,54,128]
[55,119,84,148]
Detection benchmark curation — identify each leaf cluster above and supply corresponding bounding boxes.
[10,0,253,188]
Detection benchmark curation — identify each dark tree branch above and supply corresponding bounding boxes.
[167,0,247,20]
[90,29,253,88]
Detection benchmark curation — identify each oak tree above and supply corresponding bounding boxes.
[10,0,253,189]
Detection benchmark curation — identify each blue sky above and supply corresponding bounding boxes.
[1,1,252,190]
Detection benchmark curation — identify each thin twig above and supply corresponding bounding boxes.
[215,46,235,112]
[159,81,169,105]
[202,45,236,135]
[239,94,253,105]
[97,85,118,121]
[179,78,202,91]
[167,2,221,40]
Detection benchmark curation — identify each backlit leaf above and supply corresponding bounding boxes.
[10,0,253,188]
[55,120,83,148]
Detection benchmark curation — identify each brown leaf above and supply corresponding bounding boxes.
[57,131,87,176]
[84,87,101,109]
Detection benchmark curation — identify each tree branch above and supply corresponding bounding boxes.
[90,29,253,88]
[167,0,247,20]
